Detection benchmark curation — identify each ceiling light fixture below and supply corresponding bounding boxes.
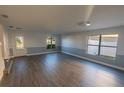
[85,21,91,26]
[78,21,91,27]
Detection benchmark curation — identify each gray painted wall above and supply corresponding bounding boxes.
[61,26,124,69]
[7,30,61,57]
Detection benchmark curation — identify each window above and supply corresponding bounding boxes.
[100,34,118,57]
[87,34,118,58]
[16,36,24,49]
[46,36,56,49]
[87,35,99,55]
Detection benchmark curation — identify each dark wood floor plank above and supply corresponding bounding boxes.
[1,53,124,87]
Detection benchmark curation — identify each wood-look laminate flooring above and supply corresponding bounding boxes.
[1,53,124,87]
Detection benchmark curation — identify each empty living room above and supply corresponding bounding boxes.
[1,1,124,92]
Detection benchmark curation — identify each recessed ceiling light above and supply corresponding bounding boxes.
[85,21,91,26]
[1,14,8,18]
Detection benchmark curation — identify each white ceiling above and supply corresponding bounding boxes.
[0,5,124,34]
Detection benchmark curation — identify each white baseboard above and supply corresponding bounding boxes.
[27,51,60,56]
[62,51,124,71]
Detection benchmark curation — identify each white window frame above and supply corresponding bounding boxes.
[87,34,118,58]
[46,36,56,49]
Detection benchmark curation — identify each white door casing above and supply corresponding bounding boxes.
[0,42,5,81]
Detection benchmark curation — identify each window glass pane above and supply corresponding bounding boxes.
[16,36,24,49]
[52,40,56,44]
[100,47,116,57]
[46,36,56,49]
[88,35,100,45]
[88,46,98,55]
[47,38,51,44]
[101,34,118,46]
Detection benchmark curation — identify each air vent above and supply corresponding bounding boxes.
[1,14,8,18]
[8,29,12,31]
[8,26,13,28]
[16,27,23,30]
